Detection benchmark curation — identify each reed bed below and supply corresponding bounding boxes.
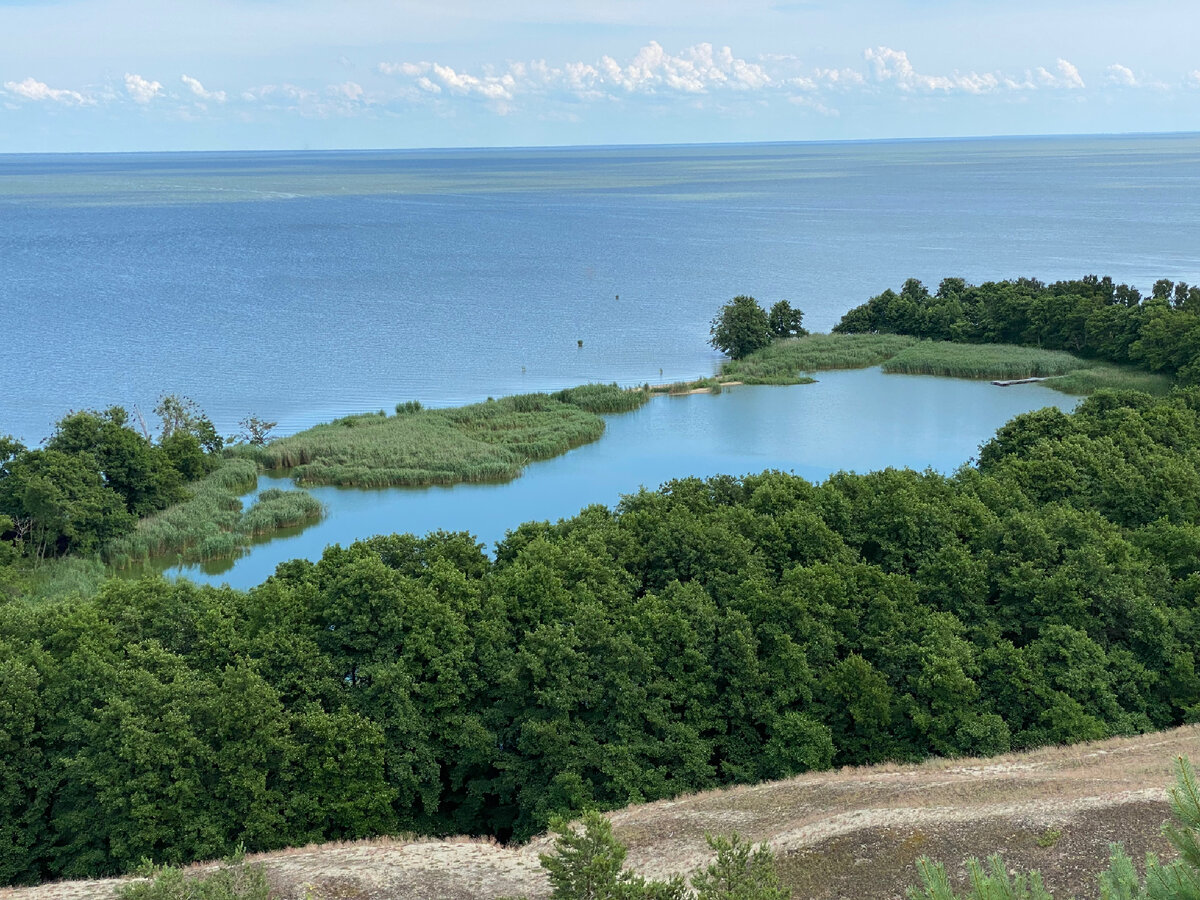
[881,341,1094,379]
[260,391,611,488]
[550,382,651,413]
[239,488,324,535]
[104,459,323,567]
[721,333,919,383]
[1044,364,1175,396]
[650,377,724,395]
[15,556,108,604]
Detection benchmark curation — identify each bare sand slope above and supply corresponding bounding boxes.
[7,725,1198,900]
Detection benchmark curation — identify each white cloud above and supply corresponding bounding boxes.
[329,81,364,101]
[3,76,88,104]
[863,47,1083,95]
[124,73,162,104]
[181,75,226,103]
[380,41,776,110]
[1055,58,1086,89]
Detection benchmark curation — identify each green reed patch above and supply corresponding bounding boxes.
[881,341,1093,380]
[260,390,615,488]
[4,555,109,605]
[104,459,322,567]
[550,382,651,413]
[722,333,918,384]
[1043,364,1175,396]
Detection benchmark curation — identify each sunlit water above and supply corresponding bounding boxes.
[3,134,1199,444]
[154,369,1077,589]
[5,135,1187,587]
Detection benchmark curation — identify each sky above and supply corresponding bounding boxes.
[1,0,1199,153]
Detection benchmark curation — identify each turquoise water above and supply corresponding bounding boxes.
[3,134,1199,444]
[160,368,1077,589]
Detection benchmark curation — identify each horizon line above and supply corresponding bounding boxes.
[2,128,1198,159]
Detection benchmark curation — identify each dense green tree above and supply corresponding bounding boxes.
[767,301,807,339]
[48,408,188,516]
[0,449,134,556]
[710,296,773,360]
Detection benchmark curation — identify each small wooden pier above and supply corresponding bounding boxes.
[991,376,1051,386]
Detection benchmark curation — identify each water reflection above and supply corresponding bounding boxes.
[151,368,1077,590]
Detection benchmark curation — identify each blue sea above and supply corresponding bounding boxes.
[3,133,1200,445]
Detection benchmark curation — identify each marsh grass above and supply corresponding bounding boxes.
[104,459,322,567]
[11,556,108,604]
[551,383,651,413]
[259,390,615,488]
[1044,364,1175,396]
[651,378,725,395]
[722,333,919,383]
[881,341,1092,379]
[238,488,323,536]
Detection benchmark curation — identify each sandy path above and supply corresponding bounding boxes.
[6,726,1197,900]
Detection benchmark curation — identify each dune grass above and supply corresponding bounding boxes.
[104,459,322,567]
[721,333,919,383]
[259,388,636,488]
[881,341,1091,379]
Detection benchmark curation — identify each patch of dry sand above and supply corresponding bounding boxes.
[6,725,1197,900]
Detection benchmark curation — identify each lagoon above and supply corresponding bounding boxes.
[4,134,1200,445]
[158,368,1076,589]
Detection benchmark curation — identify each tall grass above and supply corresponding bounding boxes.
[239,488,323,535]
[721,333,919,383]
[104,459,322,567]
[1044,364,1175,396]
[551,383,651,413]
[881,341,1092,379]
[7,556,109,604]
[259,391,616,488]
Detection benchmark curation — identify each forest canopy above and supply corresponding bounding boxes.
[7,383,1200,883]
[833,275,1200,384]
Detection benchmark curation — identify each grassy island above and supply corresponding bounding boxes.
[250,383,651,488]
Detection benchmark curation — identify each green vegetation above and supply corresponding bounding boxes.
[0,399,226,560]
[649,377,733,395]
[258,387,646,488]
[1043,364,1175,396]
[0,555,108,606]
[768,300,807,341]
[117,854,271,900]
[551,382,652,414]
[720,332,918,384]
[832,274,1200,387]
[710,295,777,360]
[510,813,787,900]
[909,757,1200,900]
[2,384,651,573]
[11,387,1200,882]
[881,342,1088,380]
[102,460,322,568]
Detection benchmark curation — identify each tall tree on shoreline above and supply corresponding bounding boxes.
[710,296,773,360]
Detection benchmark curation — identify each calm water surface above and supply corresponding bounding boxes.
[160,368,1077,589]
[3,134,1198,443]
[4,135,1185,586]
